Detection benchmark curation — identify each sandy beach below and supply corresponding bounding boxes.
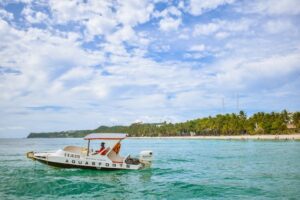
[130,134,300,140]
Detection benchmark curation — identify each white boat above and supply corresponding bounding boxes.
[27,133,153,170]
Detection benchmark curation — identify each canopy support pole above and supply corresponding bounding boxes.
[87,140,90,156]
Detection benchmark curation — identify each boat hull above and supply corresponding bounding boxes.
[36,159,121,170]
[27,151,144,170]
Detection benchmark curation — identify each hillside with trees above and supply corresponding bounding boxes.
[27,110,300,138]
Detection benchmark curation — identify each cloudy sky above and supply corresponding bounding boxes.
[0,0,300,138]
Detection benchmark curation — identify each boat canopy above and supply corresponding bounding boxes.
[84,133,127,140]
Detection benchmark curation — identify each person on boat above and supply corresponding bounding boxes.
[94,142,109,155]
[99,142,105,152]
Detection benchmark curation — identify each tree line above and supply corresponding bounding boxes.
[28,110,300,138]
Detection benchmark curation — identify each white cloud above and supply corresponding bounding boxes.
[22,6,48,24]
[246,0,300,15]
[116,0,154,26]
[193,19,252,37]
[178,28,190,39]
[178,33,189,39]
[189,44,205,51]
[155,6,182,32]
[193,22,219,36]
[47,0,154,42]
[184,52,205,59]
[85,15,117,40]
[106,26,136,44]
[152,44,170,52]
[159,16,181,32]
[0,18,104,104]
[154,6,182,18]
[215,31,230,39]
[189,0,235,16]
[264,19,295,34]
[58,66,94,82]
[224,19,252,32]
[48,0,117,40]
[0,8,14,20]
[178,1,185,9]
[49,0,80,23]
[214,52,300,91]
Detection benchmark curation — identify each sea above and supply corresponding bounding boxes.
[0,138,299,200]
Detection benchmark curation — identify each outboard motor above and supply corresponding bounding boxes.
[139,150,153,167]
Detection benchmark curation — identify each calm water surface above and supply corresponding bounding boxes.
[0,138,299,199]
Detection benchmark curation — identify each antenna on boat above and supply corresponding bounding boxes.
[222,97,225,114]
[236,93,239,112]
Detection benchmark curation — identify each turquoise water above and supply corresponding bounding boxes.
[0,139,299,199]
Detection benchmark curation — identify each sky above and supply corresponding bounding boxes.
[0,0,300,138]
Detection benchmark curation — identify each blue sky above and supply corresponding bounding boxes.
[0,0,300,138]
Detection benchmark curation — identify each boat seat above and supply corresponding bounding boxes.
[63,146,86,154]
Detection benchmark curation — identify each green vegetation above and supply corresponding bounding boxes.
[27,110,300,138]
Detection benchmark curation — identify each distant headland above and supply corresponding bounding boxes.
[27,110,300,139]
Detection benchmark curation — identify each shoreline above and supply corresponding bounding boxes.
[129,134,300,140]
[23,134,300,140]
